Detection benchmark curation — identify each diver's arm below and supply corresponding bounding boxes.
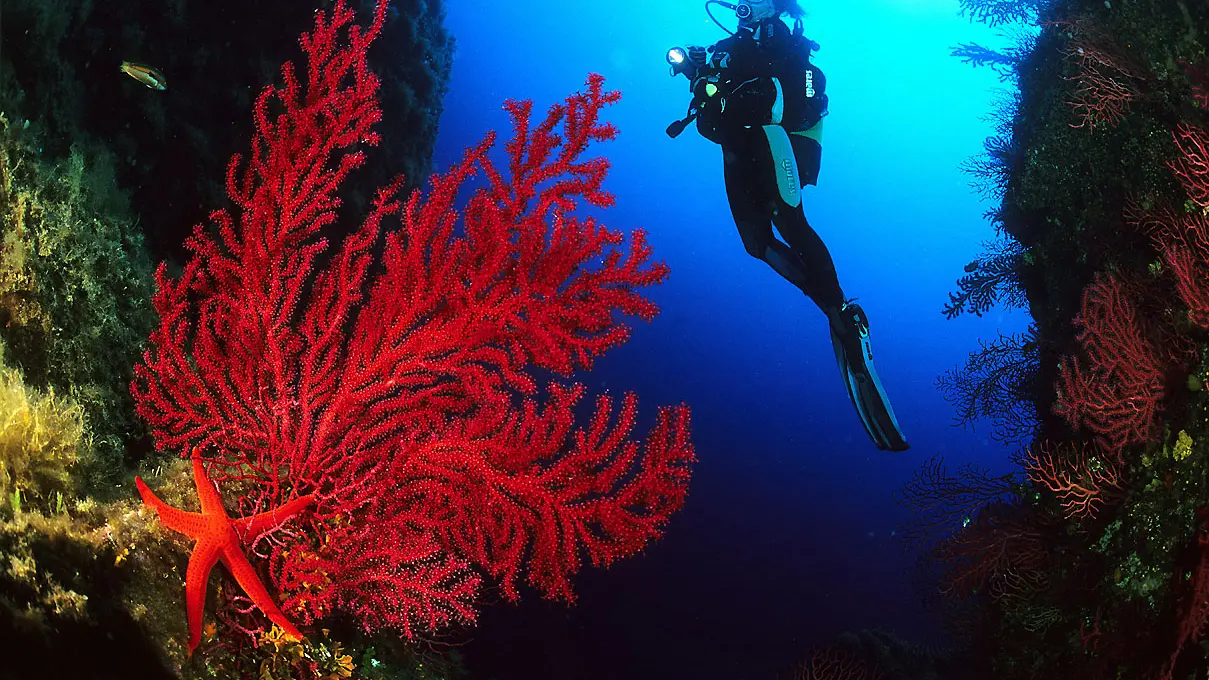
[708,30,787,127]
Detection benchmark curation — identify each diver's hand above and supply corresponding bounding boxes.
[687,45,709,68]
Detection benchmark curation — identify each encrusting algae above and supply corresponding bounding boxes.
[0,109,155,487]
[0,344,90,622]
[0,335,192,675]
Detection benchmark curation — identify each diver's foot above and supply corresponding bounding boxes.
[828,301,909,451]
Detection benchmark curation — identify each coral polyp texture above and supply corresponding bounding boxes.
[129,0,694,655]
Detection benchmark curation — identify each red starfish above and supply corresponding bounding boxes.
[135,449,315,653]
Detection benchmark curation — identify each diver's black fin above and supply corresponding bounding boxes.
[829,302,909,452]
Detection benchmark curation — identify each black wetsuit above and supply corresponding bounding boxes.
[693,19,843,313]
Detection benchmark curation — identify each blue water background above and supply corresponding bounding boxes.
[428,2,1032,678]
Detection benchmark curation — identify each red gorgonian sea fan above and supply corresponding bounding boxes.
[1052,17,1146,132]
[1022,442,1122,521]
[1052,273,1165,456]
[131,0,694,642]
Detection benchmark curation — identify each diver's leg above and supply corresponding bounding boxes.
[771,137,908,450]
[766,134,843,313]
[767,203,907,449]
[771,207,845,314]
[722,139,815,292]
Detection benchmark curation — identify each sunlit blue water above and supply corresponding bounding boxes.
[430,2,1031,677]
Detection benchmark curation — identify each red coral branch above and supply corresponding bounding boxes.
[1129,197,1209,328]
[1053,274,1165,456]
[1067,66,1139,131]
[1051,18,1145,132]
[934,501,1049,601]
[792,646,886,680]
[131,0,694,642]
[1171,123,1209,210]
[1163,244,1209,328]
[1023,443,1122,520]
[1163,509,1209,680]
[1080,610,1102,653]
[1183,60,1209,110]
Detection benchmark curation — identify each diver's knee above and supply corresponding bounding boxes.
[739,233,766,259]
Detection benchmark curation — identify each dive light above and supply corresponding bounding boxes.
[666,47,696,79]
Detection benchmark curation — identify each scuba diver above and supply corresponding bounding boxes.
[665,0,909,451]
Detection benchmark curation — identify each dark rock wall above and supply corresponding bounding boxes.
[1,0,454,261]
